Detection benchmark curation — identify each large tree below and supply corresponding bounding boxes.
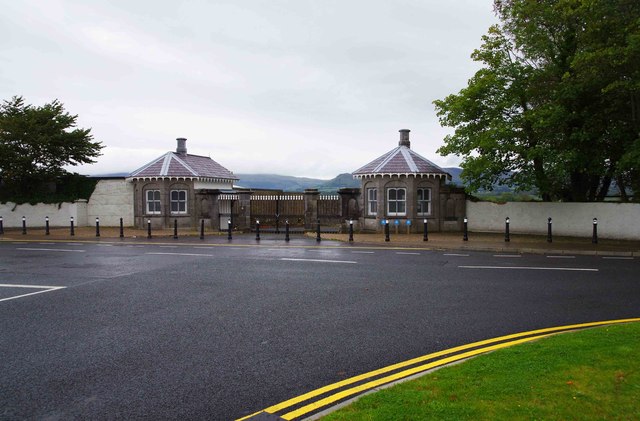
[0,96,103,197]
[435,0,640,201]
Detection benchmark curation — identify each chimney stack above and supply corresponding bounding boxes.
[399,129,410,148]
[176,137,187,155]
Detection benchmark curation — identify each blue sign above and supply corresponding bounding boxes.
[380,219,387,226]
[394,219,400,226]
[406,220,412,225]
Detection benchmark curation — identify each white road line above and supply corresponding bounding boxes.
[146,252,213,257]
[96,244,113,247]
[280,258,357,264]
[0,283,65,289]
[39,242,54,245]
[602,256,634,260]
[16,248,86,253]
[444,253,470,257]
[493,255,522,258]
[459,265,598,272]
[0,284,66,303]
[159,246,178,248]
[352,251,375,254]
[193,247,213,249]
[396,252,421,255]
[547,255,576,259]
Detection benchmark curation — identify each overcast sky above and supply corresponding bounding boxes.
[1,0,496,179]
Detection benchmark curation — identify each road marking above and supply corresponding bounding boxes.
[96,244,113,247]
[396,252,420,255]
[493,254,522,258]
[280,258,357,264]
[239,318,640,421]
[16,248,86,253]
[0,284,66,303]
[459,265,598,272]
[602,256,634,260]
[352,251,375,254]
[159,245,178,248]
[443,253,469,257]
[146,252,213,257]
[547,255,576,259]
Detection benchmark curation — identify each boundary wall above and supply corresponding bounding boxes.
[1,179,133,228]
[466,201,640,240]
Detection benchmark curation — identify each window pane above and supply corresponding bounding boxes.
[179,202,186,212]
[171,202,178,212]
[425,189,430,200]
[389,189,396,200]
[371,202,377,213]
[398,202,406,213]
[389,202,397,213]
[147,190,153,201]
[171,191,178,200]
[398,189,406,200]
[153,202,161,212]
[417,189,423,201]
[179,191,186,200]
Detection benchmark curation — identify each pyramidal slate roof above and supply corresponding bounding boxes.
[353,129,451,180]
[128,138,238,182]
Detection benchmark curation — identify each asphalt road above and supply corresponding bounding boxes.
[1,237,638,420]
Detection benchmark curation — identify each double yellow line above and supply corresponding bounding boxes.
[238,318,640,420]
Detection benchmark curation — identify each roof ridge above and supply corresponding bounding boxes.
[399,147,419,172]
[171,153,199,176]
[372,147,401,173]
[128,152,171,177]
[407,148,449,174]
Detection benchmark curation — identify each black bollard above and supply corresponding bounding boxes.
[95,217,100,237]
[45,216,50,236]
[70,217,75,236]
[275,214,280,234]
[316,218,321,242]
[199,219,205,240]
[505,217,510,242]
[592,218,598,244]
[423,218,428,242]
[348,220,354,242]
[147,219,152,239]
[255,220,260,241]
[547,217,552,243]
[463,217,468,241]
[285,220,290,242]
[0,216,3,235]
[384,220,390,242]
[173,219,178,239]
[119,217,124,238]
[22,216,26,235]
[227,219,232,240]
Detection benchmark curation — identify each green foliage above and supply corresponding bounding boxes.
[435,0,640,202]
[324,322,640,420]
[0,96,103,198]
[0,173,99,205]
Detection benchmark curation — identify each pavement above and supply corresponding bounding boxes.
[2,226,639,256]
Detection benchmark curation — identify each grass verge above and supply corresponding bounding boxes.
[322,322,640,420]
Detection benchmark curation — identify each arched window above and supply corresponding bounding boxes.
[146,190,161,215]
[387,188,406,216]
[417,188,431,216]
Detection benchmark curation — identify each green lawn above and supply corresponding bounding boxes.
[323,322,640,421]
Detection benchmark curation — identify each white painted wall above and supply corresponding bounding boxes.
[87,179,134,226]
[1,179,133,228]
[467,201,640,240]
[0,201,86,228]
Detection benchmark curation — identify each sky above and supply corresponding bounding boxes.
[1,0,497,179]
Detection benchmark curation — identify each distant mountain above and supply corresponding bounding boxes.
[235,174,323,191]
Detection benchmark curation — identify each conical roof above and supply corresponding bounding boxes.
[352,130,451,180]
[127,138,238,182]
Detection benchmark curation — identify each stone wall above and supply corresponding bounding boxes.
[87,179,134,226]
[1,179,132,228]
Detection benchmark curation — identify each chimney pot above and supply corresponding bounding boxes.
[176,137,187,155]
[399,129,410,148]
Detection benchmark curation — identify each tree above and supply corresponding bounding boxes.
[0,96,103,198]
[434,0,640,201]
